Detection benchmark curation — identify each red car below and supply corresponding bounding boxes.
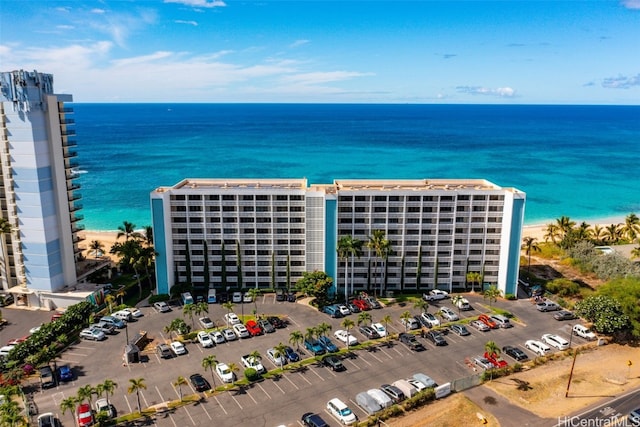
[76,403,94,426]
[245,320,263,337]
[351,299,371,311]
[483,352,508,369]
[7,335,29,346]
[478,314,498,329]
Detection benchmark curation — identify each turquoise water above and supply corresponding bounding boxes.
[72,104,640,231]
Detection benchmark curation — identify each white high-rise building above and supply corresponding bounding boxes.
[0,70,85,308]
[151,178,525,298]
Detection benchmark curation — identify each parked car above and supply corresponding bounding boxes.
[420,312,440,327]
[322,355,345,371]
[453,297,471,310]
[398,333,425,351]
[380,383,406,403]
[553,310,576,321]
[275,288,286,301]
[243,292,253,303]
[439,307,459,321]
[392,379,419,398]
[371,322,387,337]
[423,289,449,301]
[542,333,570,350]
[284,346,300,362]
[536,300,560,312]
[483,352,508,368]
[327,398,358,425]
[95,397,115,418]
[113,309,133,322]
[241,354,265,373]
[100,315,125,329]
[359,325,380,339]
[222,328,238,341]
[525,339,551,356]
[80,328,106,341]
[301,412,330,427]
[76,403,94,427]
[199,316,215,329]
[470,320,490,332]
[258,319,275,334]
[412,373,437,388]
[425,330,447,346]
[224,312,241,325]
[355,391,382,415]
[210,331,226,344]
[170,341,187,355]
[473,356,494,370]
[338,305,351,316]
[450,324,471,336]
[90,321,115,335]
[351,298,371,311]
[401,317,420,330]
[347,302,361,313]
[407,378,428,392]
[156,343,172,359]
[322,305,343,318]
[267,316,286,329]
[215,363,235,383]
[478,314,498,329]
[197,331,214,348]
[502,345,529,362]
[232,292,242,303]
[37,413,57,427]
[57,365,74,382]
[366,388,392,409]
[266,348,287,366]
[318,335,339,353]
[489,314,513,328]
[334,329,358,346]
[287,292,297,302]
[233,323,250,338]
[304,338,326,356]
[244,320,263,336]
[40,366,56,389]
[189,373,211,392]
[364,296,382,309]
[123,307,143,318]
[572,324,597,340]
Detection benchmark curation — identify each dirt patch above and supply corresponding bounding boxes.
[389,393,498,427]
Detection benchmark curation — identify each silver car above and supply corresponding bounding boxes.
[470,320,490,332]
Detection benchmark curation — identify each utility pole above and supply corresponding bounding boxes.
[565,348,579,397]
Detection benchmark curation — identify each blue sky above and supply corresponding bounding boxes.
[1,0,639,104]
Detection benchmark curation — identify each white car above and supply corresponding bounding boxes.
[124,307,143,318]
[541,333,570,350]
[216,363,235,383]
[197,331,214,348]
[199,316,215,329]
[372,322,387,337]
[153,301,171,312]
[80,328,106,341]
[266,348,287,366]
[95,398,114,418]
[243,292,253,303]
[232,292,243,303]
[453,297,471,310]
[525,339,551,356]
[327,398,357,425]
[210,331,226,344]
[170,341,187,355]
[29,325,43,334]
[420,312,440,327]
[222,328,238,341]
[572,324,597,341]
[334,330,358,346]
[338,305,351,316]
[423,289,449,301]
[224,312,241,325]
[406,378,427,392]
[439,307,459,321]
[232,323,250,338]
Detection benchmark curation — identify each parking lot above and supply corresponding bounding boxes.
[8,292,595,427]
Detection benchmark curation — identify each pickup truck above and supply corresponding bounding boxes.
[398,333,425,351]
[304,338,326,356]
[90,321,116,335]
[483,352,508,368]
[240,354,265,374]
[422,289,449,301]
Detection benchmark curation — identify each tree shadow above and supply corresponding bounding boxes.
[483,396,497,405]
[511,378,533,391]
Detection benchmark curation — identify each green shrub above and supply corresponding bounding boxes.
[148,294,170,304]
[244,368,260,382]
[546,278,580,297]
[504,293,517,300]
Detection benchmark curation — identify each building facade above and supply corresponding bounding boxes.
[0,70,85,308]
[152,178,525,298]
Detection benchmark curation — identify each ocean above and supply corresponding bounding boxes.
[72,104,640,231]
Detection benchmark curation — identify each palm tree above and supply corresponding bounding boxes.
[604,223,622,244]
[202,355,218,390]
[117,221,139,241]
[247,287,260,315]
[97,379,117,407]
[484,340,501,357]
[173,376,187,401]
[316,322,332,338]
[451,295,464,315]
[289,330,304,351]
[304,327,317,341]
[249,350,262,365]
[228,362,240,386]
[400,310,412,332]
[89,240,104,259]
[127,378,147,413]
[367,230,386,295]
[222,301,235,325]
[110,239,145,297]
[466,271,482,292]
[116,287,126,306]
[556,216,576,238]
[381,314,392,342]
[357,311,372,326]
[413,299,429,315]
[194,301,209,318]
[590,224,605,245]
[1,400,27,426]
[183,302,198,329]
[543,223,561,244]
[521,236,540,281]
[60,397,78,422]
[142,225,154,246]
[105,294,116,313]
[273,342,288,370]
[341,318,355,350]
[483,285,501,307]
[77,384,96,408]
[337,235,363,301]
[621,213,640,242]
[379,239,393,295]
[631,246,640,260]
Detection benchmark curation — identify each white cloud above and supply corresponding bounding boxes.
[91,8,106,14]
[456,85,517,97]
[281,71,372,85]
[289,40,309,48]
[621,0,640,9]
[56,25,75,30]
[174,20,198,26]
[602,74,640,89]
[164,0,226,8]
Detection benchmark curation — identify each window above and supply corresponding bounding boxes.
[206,195,219,201]
[374,195,386,202]
[222,195,235,201]
[458,195,470,200]
[276,195,288,201]
[188,194,201,201]
[222,205,236,212]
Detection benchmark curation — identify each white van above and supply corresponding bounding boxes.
[392,379,418,398]
[181,292,194,305]
[207,289,217,304]
[490,314,513,328]
[113,310,132,322]
[327,398,357,425]
[366,388,392,408]
[572,324,597,341]
[525,340,551,356]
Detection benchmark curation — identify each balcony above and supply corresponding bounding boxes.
[70,214,84,223]
[63,149,78,159]
[61,129,76,137]
[63,138,77,147]
[67,182,80,191]
[69,202,83,212]
[69,192,82,201]
[60,118,75,125]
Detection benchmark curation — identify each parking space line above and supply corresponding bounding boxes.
[140,389,151,410]
[51,391,65,407]
[391,346,405,357]
[376,346,395,360]
[362,350,384,364]
[230,393,243,409]
[214,395,228,415]
[343,357,361,371]
[184,401,197,425]
[283,374,300,390]
[245,388,258,404]
[270,379,286,394]
[56,358,81,364]
[123,393,133,413]
[155,386,178,427]
[287,315,300,327]
[199,396,213,420]
[309,368,325,382]
[256,382,272,399]
[349,398,368,418]
[296,372,313,385]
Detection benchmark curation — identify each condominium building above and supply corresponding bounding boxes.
[152,178,525,297]
[0,70,86,308]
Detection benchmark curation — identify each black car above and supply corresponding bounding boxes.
[380,383,406,403]
[275,288,286,301]
[189,373,211,392]
[267,316,286,329]
[398,333,425,351]
[322,355,345,372]
[359,325,380,339]
[287,292,297,302]
[425,331,447,346]
[553,310,576,321]
[218,292,229,303]
[502,345,529,362]
[302,412,330,427]
[347,302,360,313]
